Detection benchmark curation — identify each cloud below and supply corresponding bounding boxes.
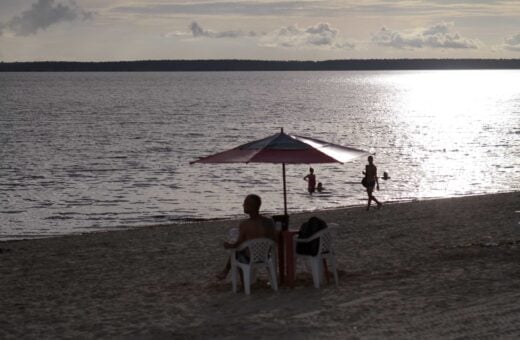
[3,0,92,36]
[503,33,520,52]
[260,23,355,49]
[166,21,353,50]
[113,1,328,17]
[166,21,257,39]
[372,22,479,50]
[189,21,256,38]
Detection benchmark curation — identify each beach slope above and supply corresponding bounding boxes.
[1,192,519,339]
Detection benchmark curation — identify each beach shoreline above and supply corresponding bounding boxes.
[3,190,516,242]
[1,191,519,338]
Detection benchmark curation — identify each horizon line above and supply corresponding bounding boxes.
[2,58,520,63]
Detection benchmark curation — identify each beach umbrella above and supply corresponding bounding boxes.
[190,128,370,216]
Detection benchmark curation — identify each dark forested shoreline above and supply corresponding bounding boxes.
[1,59,520,72]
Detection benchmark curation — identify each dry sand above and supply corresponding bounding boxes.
[1,192,519,339]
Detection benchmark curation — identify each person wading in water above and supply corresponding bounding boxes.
[303,167,316,195]
[364,156,382,211]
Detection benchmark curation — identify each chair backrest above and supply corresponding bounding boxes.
[316,229,333,255]
[239,238,276,263]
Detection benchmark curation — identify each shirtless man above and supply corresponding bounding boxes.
[365,156,383,211]
[303,168,316,194]
[217,194,276,280]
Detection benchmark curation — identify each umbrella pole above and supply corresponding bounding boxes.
[282,162,287,216]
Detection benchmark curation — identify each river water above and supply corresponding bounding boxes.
[1,70,519,239]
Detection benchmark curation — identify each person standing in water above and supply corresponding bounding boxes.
[364,156,382,210]
[303,167,316,194]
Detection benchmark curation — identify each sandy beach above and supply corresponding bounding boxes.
[1,192,519,339]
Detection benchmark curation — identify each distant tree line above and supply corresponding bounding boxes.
[1,59,520,72]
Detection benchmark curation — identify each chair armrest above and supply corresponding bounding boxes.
[235,238,276,251]
[294,230,324,243]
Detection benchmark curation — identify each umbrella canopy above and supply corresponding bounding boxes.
[191,128,370,215]
[191,129,368,164]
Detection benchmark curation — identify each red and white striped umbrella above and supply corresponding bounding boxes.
[191,128,369,215]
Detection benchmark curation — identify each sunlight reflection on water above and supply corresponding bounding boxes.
[386,70,519,198]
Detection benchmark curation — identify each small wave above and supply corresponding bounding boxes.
[131,183,151,188]
[31,202,54,208]
[45,215,73,220]
[67,172,96,178]
[25,175,45,180]
[82,212,133,217]
[146,147,173,153]
[64,203,94,208]
[184,132,205,137]
[96,199,130,203]
[156,216,226,223]
[0,183,28,188]
[81,216,118,221]
[84,169,127,172]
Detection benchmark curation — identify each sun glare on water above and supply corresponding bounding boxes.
[385,70,519,198]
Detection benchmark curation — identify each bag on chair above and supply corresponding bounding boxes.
[296,216,327,256]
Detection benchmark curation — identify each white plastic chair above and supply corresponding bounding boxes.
[294,229,339,288]
[230,238,278,295]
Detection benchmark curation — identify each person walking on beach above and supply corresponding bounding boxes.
[216,194,277,280]
[303,168,316,194]
[364,156,382,211]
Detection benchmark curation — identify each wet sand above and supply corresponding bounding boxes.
[1,192,519,339]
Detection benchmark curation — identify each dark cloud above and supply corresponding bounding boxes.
[188,21,255,39]
[260,23,354,49]
[372,23,479,50]
[503,33,520,51]
[4,0,92,36]
[189,21,205,37]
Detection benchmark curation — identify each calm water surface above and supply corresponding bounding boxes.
[1,71,519,239]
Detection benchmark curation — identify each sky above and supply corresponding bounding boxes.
[0,0,519,61]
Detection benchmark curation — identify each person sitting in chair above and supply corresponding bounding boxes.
[216,194,277,280]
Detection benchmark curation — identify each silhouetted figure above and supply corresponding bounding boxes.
[317,182,324,192]
[364,156,382,211]
[216,194,276,280]
[382,171,390,180]
[303,168,316,194]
